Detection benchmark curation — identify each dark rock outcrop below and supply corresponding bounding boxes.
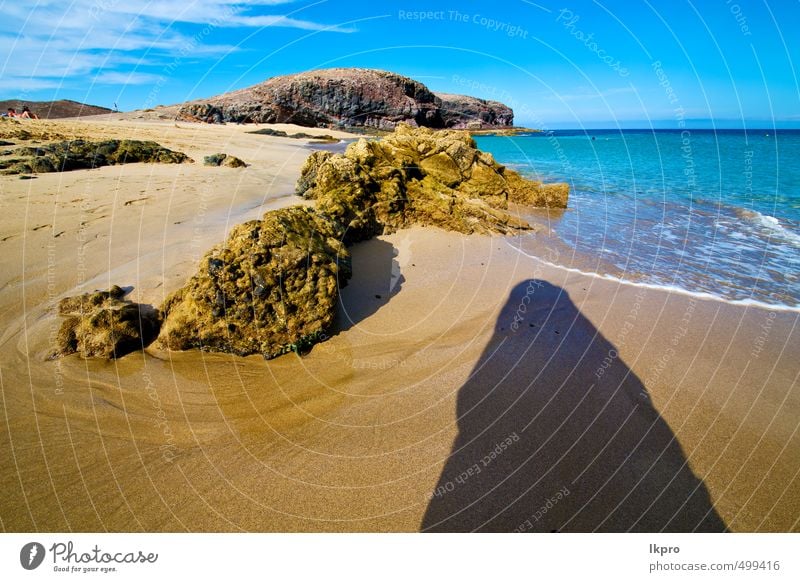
[246,128,338,142]
[297,124,568,241]
[157,206,351,358]
[53,286,161,359]
[177,68,514,130]
[434,93,514,129]
[0,139,191,174]
[203,153,247,168]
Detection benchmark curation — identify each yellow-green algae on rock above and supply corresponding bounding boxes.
[52,286,161,359]
[157,206,351,359]
[56,125,568,360]
[0,139,191,175]
[296,124,568,242]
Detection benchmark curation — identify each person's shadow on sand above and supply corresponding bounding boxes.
[422,280,726,532]
[335,238,405,333]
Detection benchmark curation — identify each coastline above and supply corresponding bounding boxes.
[0,119,798,531]
[475,130,800,310]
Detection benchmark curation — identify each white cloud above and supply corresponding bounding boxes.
[92,71,167,85]
[0,1,354,92]
[222,15,356,32]
[0,77,66,92]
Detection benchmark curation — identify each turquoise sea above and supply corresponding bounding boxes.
[475,130,800,310]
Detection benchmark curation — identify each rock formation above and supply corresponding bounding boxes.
[296,124,568,241]
[53,286,161,359]
[53,126,567,360]
[434,93,514,129]
[157,206,351,358]
[155,125,568,359]
[0,139,191,174]
[177,68,514,130]
[247,128,338,142]
[203,153,247,168]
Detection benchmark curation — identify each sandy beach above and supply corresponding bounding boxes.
[0,118,798,532]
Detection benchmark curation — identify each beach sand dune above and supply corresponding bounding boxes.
[0,120,798,532]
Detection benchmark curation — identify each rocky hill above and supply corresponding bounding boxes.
[177,68,514,130]
[0,99,112,119]
[435,93,514,129]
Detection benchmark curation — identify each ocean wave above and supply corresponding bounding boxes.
[506,239,800,313]
[481,131,800,308]
[736,209,800,246]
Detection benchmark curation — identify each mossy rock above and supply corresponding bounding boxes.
[157,206,351,358]
[504,172,569,208]
[158,124,568,361]
[204,153,247,168]
[52,285,161,359]
[247,128,338,142]
[2,139,191,174]
[460,162,507,197]
[419,151,463,187]
[296,150,332,196]
[203,153,226,166]
[247,128,289,137]
[223,155,246,168]
[295,123,569,241]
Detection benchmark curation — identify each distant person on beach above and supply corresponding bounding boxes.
[19,106,38,119]
[5,108,17,117]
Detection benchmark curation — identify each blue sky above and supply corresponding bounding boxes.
[2,0,799,128]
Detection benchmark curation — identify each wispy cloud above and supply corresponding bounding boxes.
[92,71,168,85]
[0,0,354,93]
[221,14,356,32]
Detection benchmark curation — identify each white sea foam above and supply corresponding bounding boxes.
[505,239,800,313]
[739,209,800,246]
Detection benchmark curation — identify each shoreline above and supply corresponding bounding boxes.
[509,205,800,314]
[509,236,800,314]
[474,130,800,311]
[0,119,798,532]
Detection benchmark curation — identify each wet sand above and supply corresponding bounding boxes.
[1,119,798,532]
